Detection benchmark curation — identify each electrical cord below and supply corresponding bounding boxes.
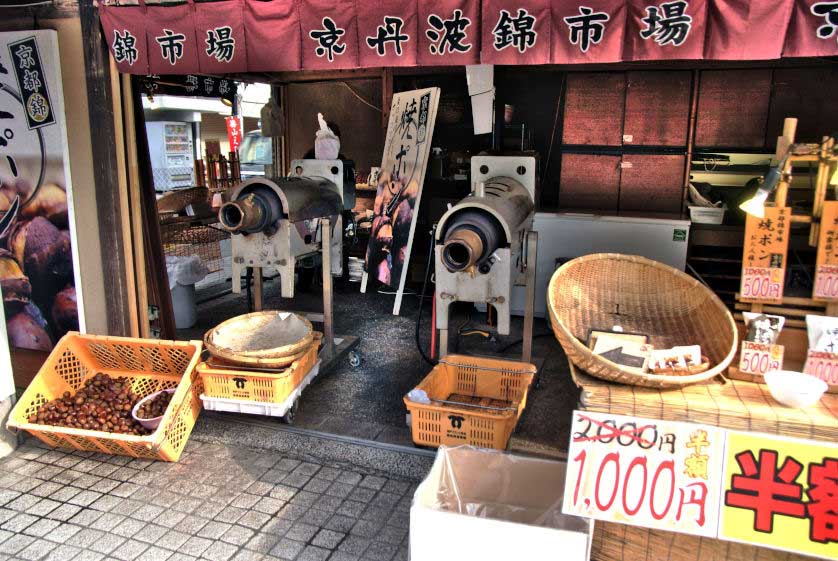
[416,226,438,366]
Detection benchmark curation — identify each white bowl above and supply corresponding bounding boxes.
[763,370,828,408]
[131,389,176,430]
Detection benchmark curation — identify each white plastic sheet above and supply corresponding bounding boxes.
[166,255,209,289]
[314,113,340,160]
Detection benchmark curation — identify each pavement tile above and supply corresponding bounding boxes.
[67,490,103,507]
[298,545,331,561]
[246,482,274,497]
[198,520,232,540]
[244,531,281,554]
[30,482,61,498]
[47,521,82,541]
[158,528,191,550]
[313,495,341,514]
[43,543,81,561]
[90,494,122,512]
[275,504,307,522]
[168,553,198,561]
[370,494,399,510]
[222,524,255,546]
[231,494,261,510]
[202,540,239,561]
[17,538,55,560]
[110,539,150,561]
[176,515,209,534]
[156,510,187,529]
[7,494,41,512]
[2,512,38,533]
[0,532,35,555]
[90,511,127,531]
[285,522,318,542]
[328,552,360,561]
[73,550,107,561]
[358,477,386,491]
[347,488,375,503]
[237,510,271,531]
[312,529,345,550]
[350,520,379,539]
[253,497,284,516]
[375,525,407,546]
[274,460,300,472]
[89,532,126,554]
[289,491,318,508]
[22,516,60,538]
[112,482,142,498]
[215,506,247,524]
[337,536,370,556]
[136,546,172,561]
[135,523,168,544]
[303,478,330,494]
[67,527,105,548]
[231,550,266,561]
[336,472,362,486]
[270,538,305,559]
[68,508,102,526]
[314,468,339,482]
[111,498,144,517]
[324,483,354,499]
[323,515,355,534]
[267,486,296,502]
[299,509,331,527]
[360,507,390,524]
[361,541,397,561]
[113,517,147,538]
[282,473,311,488]
[179,535,213,557]
[132,504,165,522]
[335,501,365,518]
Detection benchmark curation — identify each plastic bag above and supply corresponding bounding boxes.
[166,256,209,289]
[424,446,588,531]
[314,113,340,160]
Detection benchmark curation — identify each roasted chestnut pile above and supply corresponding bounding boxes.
[29,373,150,435]
[136,391,173,420]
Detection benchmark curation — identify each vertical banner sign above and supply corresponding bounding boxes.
[563,411,725,537]
[0,31,84,358]
[740,207,790,303]
[225,116,242,153]
[721,431,838,559]
[363,87,440,316]
[814,200,838,300]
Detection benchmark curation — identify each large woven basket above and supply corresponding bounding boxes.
[548,254,737,388]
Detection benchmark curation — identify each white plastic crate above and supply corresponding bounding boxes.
[689,206,725,224]
[200,360,321,417]
[410,447,593,561]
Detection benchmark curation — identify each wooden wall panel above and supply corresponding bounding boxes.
[559,153,621,211]
[695,69,772,148]
[623,71,691,147]
[767,67,838,145]
[287,79,383,176]
[619,154,685,213]
[562,73,625,146]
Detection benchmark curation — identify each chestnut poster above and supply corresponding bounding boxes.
[0,30,84,356]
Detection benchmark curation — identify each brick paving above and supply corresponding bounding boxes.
[0,439,417,561]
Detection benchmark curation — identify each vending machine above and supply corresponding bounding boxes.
[146,121,196,191]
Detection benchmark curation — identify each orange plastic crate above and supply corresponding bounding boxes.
[404,355,536,450]
[197,342,318,402]
[8,333,203,462]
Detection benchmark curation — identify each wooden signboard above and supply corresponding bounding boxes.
[740,207,790,304]
[813,201,838,301]
[361,87,440,315]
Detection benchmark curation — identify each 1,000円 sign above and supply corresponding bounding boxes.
[563,411,725,537]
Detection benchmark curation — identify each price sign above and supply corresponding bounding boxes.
[720,431,838,560]
[563,411,725,537]
[803,350,838,385]
[738,341,783,376]
[814,201,838,301]
[741,207,789,304]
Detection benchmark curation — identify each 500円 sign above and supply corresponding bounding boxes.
[564,410,838,559]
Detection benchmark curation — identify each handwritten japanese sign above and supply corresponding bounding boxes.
[804,350,838,386]
[564,411,838,558]
[814,201,838,301]
[363,87,439,315]
[740,207,790,304]
[225,116,242,154]
[563,410,725,537]
[721,431,838,559]
[738,341,784,377]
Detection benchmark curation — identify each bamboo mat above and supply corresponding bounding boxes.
[569,363,838,441]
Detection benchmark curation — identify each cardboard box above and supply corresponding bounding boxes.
[410,447,593,561]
